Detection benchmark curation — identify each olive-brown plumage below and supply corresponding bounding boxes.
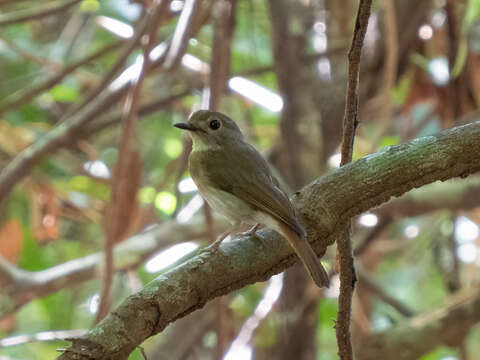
[174,110,329,288]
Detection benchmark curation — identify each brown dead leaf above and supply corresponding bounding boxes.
[105,150,142,243]
[0,121,35,156]
[31,183,59,243]
[0,316,15,332]
[0,219,23,263]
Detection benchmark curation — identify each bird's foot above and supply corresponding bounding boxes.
[200,230,231,254]
[238,223,260,238]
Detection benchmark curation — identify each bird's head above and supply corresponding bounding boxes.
[174,110,244,149]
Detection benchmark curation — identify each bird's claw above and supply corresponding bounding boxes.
[238,223,260,238]
[199,241,222,254]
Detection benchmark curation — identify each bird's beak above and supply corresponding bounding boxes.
[174,122,198,131]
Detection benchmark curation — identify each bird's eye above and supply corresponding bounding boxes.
[209,119,221,130]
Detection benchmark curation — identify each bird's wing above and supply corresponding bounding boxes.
[195,145,303,235]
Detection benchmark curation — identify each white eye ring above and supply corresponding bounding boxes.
[209,119,221,130]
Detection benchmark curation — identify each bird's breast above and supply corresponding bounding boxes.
[197,183,253,224]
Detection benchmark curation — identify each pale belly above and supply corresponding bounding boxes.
[197,183,284,235]
[199,184,253,224]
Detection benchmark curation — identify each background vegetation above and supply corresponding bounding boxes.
[0,0,479,359]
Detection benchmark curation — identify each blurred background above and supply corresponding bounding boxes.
[0,0,479,359]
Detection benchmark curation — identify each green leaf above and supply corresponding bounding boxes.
[138,186,156,204]
[452,0,480,77]
[18,228,52,271]
[379,135,400,148]
[49,84,80,102]
[80,0,100,13]
[392,72,412,106]
[54,176,110,201]
[154,191,177,214]
[164,138,183,158]
[463,0,480,30]
[420,347,458,360]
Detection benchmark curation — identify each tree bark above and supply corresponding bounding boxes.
[57,121,480,359]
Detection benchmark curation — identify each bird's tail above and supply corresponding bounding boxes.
[278,223,330,288]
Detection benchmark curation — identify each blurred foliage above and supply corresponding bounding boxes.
[0,0,480,359]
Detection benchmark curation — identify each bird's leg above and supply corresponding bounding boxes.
[238,223,260,237]
[202,222,241,253]
[209,229,232,251]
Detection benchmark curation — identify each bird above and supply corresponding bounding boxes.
[174,110,329,288]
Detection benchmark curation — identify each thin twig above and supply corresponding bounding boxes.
[0,218,223,319]
[235,46,347,77]
[209,0,236,110]
[0,0,82,27]
[95,0,170,323]
[336,1,372,359]
[445,0,462,121]
[369,0,398,150]
[381,0,398,121]
[203,203,228,360]
[0,34,59,68]
[353,215,392,256]
[208,1,237,356]
[0,329,87,348]
[0,83,128,205]
[0,0,196,204]
[0,40,123,115]
[163,0,203,69]
[0,0,31,6]
[445,212,461,292]
[356,267,415,317]
[82,89,191,136]
[71,16,151,116]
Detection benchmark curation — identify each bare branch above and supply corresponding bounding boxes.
[57,121,480,359]
[0,329,87,349]
[0,219,222,319]
[72,16,151,114]
[0,1,213,205]
[163,0,203,69]
[356,267,415,317]
[355,285,480,360]
[379,176,480,218]
[96,0,171,323]
[0,83,128,204]
[337,1,372,359]
[0,0,82,27]
[0,40,123,115]
[207,3,237,356]
[209,0,236,111]
[0,34,58,68]
[235,46,347,77]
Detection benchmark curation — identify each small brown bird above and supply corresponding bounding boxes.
[174,110,329,288]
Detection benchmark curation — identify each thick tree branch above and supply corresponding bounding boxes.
[0,219,220,319]
[57,121,480,359]
[4,175,477,320]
